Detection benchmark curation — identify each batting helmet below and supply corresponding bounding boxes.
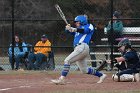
[118,38,131,47]
[74,15,88,25]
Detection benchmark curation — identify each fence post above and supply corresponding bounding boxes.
[11,0,15,70]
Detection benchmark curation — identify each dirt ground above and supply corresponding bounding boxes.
[0,71,140,93]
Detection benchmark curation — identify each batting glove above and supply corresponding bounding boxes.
[65,25,77,32]
[65,24,71,30]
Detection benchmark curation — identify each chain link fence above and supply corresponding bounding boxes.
[0,0,140,71]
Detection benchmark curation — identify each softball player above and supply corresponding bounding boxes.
[51,15,107,85]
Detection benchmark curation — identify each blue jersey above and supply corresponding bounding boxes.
[67,24,94,46]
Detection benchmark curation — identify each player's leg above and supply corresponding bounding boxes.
[76,57,107,83]
[61,43,91,76]
[51,51,83,84]
[78,44,106,83]
[117,69,139,76]
[60,49,87,79]
[116,69,139,82]
[51,44,88,84]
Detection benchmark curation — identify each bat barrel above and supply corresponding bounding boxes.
[55,4,69,25]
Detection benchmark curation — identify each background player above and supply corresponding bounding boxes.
[51,15,107,85]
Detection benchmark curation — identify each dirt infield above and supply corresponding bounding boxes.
[0,71,140,93]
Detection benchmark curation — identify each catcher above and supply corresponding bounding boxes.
[51,15,107,85]
[108,38,140,82]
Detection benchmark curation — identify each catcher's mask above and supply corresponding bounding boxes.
[118,38,131,49]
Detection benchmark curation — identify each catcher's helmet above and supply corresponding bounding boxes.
[118,38,131,47]
[74,15,88,25]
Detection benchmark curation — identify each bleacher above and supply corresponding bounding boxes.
[102,27,140,41]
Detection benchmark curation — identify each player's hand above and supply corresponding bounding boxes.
[65,24,71,30]
[70,27,77,32]
[65,24,77,32]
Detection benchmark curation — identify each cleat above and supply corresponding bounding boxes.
[51,78,65,85]
[97,74,107,83]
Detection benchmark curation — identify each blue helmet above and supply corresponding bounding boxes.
[74,15,88,25]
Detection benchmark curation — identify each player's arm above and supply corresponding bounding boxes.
[76,28,84,33]
[115,57,126,63]
[65,24,93,34]
[106,56,125,64]
[65,24,84,33]
[77,24,94,34]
